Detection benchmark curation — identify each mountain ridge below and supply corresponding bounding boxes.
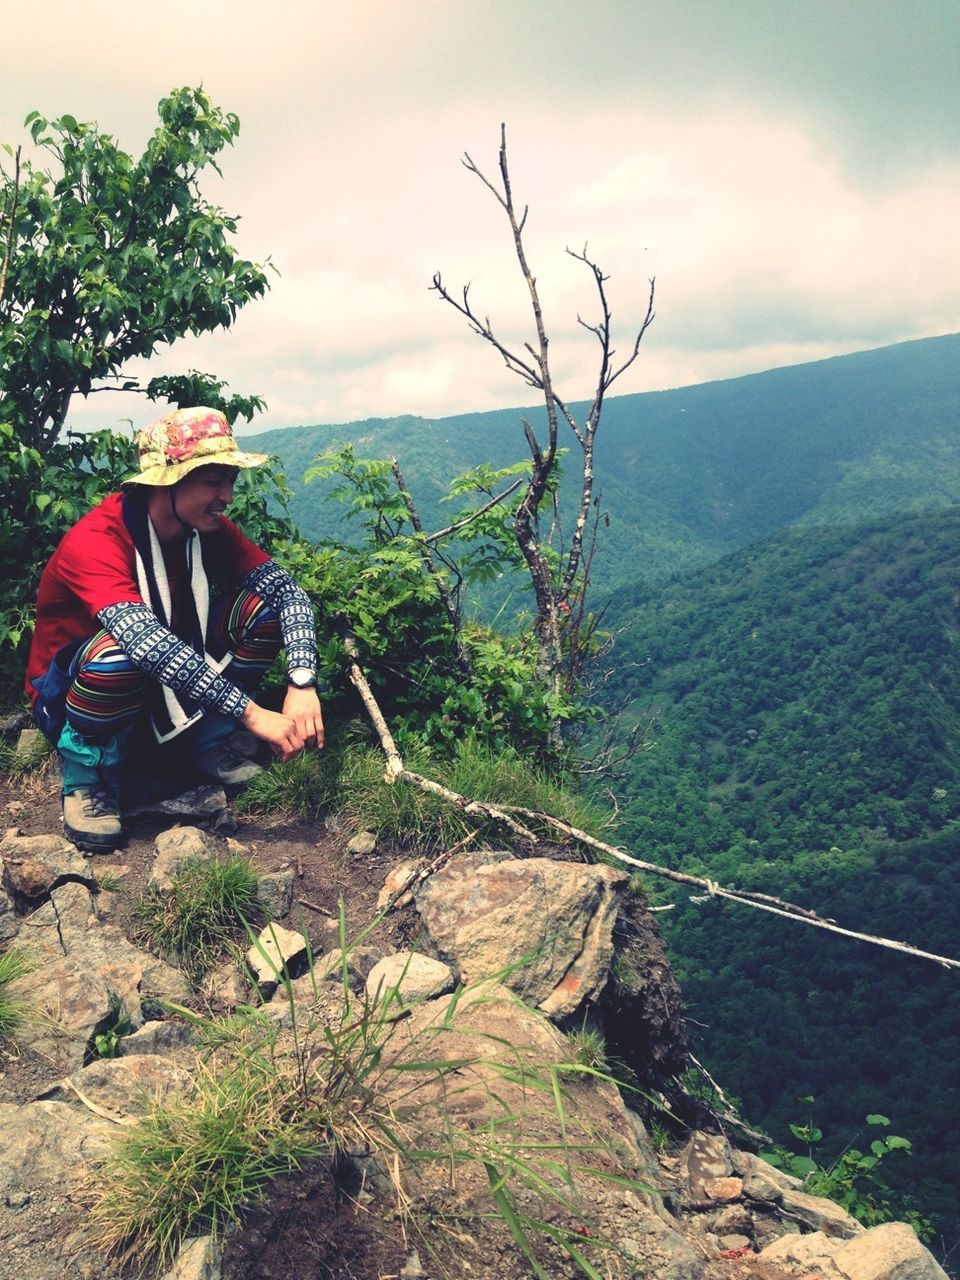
[241,332,960,597]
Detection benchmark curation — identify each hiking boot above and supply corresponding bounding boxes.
[62,787,124,853]
[192,740,264,792]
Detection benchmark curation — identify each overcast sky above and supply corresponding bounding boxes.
[3,0,959,438]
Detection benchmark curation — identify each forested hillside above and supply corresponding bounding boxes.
[240,335,960,1245]
[244,332,960,599]
[604,507,960,1247]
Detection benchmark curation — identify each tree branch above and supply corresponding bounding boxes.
[390,457,473,681]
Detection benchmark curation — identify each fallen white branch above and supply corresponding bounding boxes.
[343,638,960,972]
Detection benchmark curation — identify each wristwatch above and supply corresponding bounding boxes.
[287,668,318,690]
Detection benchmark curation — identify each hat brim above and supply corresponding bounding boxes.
[125,448,269,487]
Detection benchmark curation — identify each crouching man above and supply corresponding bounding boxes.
[25,406,325,853]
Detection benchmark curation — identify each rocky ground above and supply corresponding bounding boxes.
[0,735,949,1280]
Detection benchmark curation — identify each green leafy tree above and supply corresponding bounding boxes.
[0,88,273,695]
[0,86,269,454]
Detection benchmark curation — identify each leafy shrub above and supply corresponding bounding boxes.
[763,1106,929,1236]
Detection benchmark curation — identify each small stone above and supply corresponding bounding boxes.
[377,860,419,911]
[702,1176,743,1203]
[718,1234,752,1252]
[712,1204,753,1236]
[365,952,455,1004]
[400,1249,425,1278]
[14,727,49,762]
[6,1189,30,1208]
[346,830,377,856]
[247,923,310,991]
[200,961,252,1009]
[0,709,30,735]
[128,785,227,822]
[257,868,295,920]
[116,1020,194,1056]
[151,826,221,891]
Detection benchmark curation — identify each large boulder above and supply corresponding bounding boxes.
[378,983,705,1280]
[414,853,626,1019]
[11,880,190,1070]
[0,1100,116,1277]
[0,829,91,899]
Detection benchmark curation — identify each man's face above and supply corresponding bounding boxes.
[172,464,240,533]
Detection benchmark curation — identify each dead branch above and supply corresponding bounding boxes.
[343,635,403,781]
[346,641,960,972]
[390,457,473,680]
[498,806,960,970]
[433,128,656,727]
[422,476,524,543]
[297,897,334,916]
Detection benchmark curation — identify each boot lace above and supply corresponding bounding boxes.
[81,787,118,818]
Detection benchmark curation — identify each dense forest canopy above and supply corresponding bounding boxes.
[604,506,960,1246]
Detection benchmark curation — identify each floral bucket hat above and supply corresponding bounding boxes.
[125,407,268,487]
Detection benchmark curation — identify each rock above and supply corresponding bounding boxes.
[246,922,310,991]
[0,828,92,900]
[680,1130,733,1200]
[733,1148,804,1202]
[0,1101,115,1268]
[128,785,227,822]
[400,1248,425,1278]
[702,1175,743,1203]
[758,1229,846,1276]
[256,868,295,920]
[151,826,222,890]
[380,983,704,1280]
[712,1204,754,1236]
[14,880,190,1068]
[346,830,377,856]
[778,1185,864,1239]
[7,956,116,1071]
[833,1221,949,1280]
[378,860,420,911]
[200,960,253,1008]
[159,1235,222,1280]
[0,883,17,945]
[414,853,627,1019]
[14,727,49,762]
[718,1234,752,1251]
[365,952,455,1004]
[40,1055,193,1117]
[116,1019,194,1057]
[0,709,30,735]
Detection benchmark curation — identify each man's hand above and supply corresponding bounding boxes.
[281,686,325,750]
[240,700,308,761]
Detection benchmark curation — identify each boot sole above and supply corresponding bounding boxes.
[63,822,126,854]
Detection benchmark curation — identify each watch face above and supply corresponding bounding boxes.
[291,669,317,688]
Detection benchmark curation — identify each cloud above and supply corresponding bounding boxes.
[4,3,959,434]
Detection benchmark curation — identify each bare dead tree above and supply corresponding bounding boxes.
[431,124,655,741]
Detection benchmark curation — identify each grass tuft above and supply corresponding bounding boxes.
[88,954,643,1275]
[243,729,612,852]
[131,856,260,982]
[88,1046,327,1266]
[0,946,33,1040]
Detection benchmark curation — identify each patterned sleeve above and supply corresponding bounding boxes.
[240,560,320,677]
[97,602,250,719]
